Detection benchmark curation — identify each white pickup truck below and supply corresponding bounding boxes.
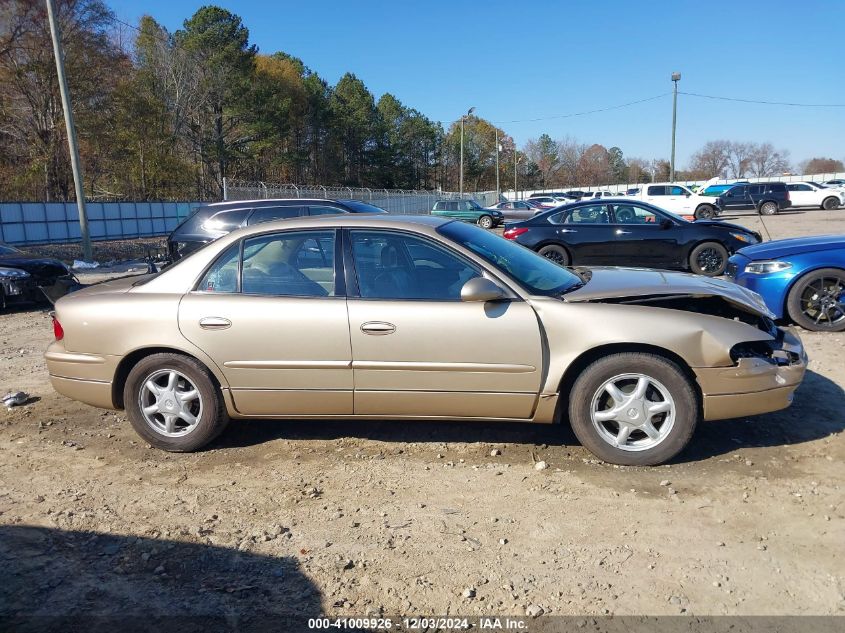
[627,178,720,219]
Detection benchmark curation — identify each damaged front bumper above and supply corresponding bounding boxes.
[694,327,807,420]
[0,274,81,307]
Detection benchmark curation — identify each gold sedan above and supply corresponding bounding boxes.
[46,215,806,465]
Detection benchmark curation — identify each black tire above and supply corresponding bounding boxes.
[694,204,716,220]
[821,197,840,211]
[477,215,494,229]
[689,241,728,276]
[123,352,229,451]
[538,244,570,266]
[786,268,845,332]
[759,201,778,216]
[567,353,699,466]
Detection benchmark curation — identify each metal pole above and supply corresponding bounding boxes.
[46,0,92,261]
[459,116,464,196]
[514,152,518,201]
[495,128,500,200]
[222,176,228,201]
[670,72,681,183]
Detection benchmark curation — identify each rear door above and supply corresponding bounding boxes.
[546,203,616,264]
[178,229,353,416]
[720,185,748,211]
[786,183,813,207]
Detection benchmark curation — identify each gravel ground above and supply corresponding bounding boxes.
[1,208,843,622]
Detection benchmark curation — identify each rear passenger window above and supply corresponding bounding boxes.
[241,231,336,297]
[308,205,346,216]
[248,206,303,225]
[199,243,240,293]
[203,209,250,231]
[647,186,665,196]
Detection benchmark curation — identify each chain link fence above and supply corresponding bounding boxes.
[224,180,499,213]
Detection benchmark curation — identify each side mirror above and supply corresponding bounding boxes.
[660,219,673,230]
[461,277,507,302]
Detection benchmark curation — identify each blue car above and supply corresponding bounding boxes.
[727,235,845,332]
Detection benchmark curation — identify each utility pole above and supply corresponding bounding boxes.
[670,71,681,183]
[46,0,92,261]
[495,128,500,200]
[514,152,520,201]
[459,106,475,196]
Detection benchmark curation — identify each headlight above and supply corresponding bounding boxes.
[729,231,757,243]
[745,260,792,274]
[0,267,30,279]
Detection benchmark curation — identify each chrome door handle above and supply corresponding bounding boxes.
[615,229,632,235]
[361,321,396,335]
[558,228,577,233]
[199,317,232,330]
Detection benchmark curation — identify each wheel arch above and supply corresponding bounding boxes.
[112,346,225,410]
[554,342,702,425]
[684,237,732,270]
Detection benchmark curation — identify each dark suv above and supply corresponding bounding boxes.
[716,182,791,216]
[167,198,386,260]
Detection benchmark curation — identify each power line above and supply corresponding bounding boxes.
[680,91,845,108]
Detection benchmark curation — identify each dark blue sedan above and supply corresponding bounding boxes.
[726,235,845,331]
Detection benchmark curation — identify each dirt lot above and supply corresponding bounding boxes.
[1,209,843,622]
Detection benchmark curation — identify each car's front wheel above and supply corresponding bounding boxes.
[567,353,699,466]
[124,353,229,451]
[694,204,717,220]
[759,201,779,215]
[689,241,728,276]
[786,268,845,332]
[477,215,494,229]
[538,244,570,266]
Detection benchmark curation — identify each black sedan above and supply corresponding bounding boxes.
[502,199,761,276]
[0,243,78,309]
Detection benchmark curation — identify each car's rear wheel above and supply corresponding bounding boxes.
[821,197,840,210]
[694,204,717,220]
[124,353,229,451]
[786,268,845,332]
[567,353,699,466]
[759,201,778,215]
[689,241,728,276]
[538,244,570,266]
[477,215,494,229]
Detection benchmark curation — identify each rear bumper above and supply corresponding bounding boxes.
[49,375,114,410]
[694,328,806,420]
[45,341,119,409]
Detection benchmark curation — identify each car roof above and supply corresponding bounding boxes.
[226,213,449,236]
[203,198,355,209]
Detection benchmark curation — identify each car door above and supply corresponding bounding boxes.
[720,185,747,211]
[345,229,544,419]
[786,183,813,207]
[178,229,354,416]
[610,203,683,268]
[546,203,616,264]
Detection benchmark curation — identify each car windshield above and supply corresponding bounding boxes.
[0,244,21,255]
[438,221,583,296]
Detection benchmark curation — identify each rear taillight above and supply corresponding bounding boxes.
[503,227,529,240]
[52,315,64,341]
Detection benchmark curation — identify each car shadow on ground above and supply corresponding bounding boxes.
[213,370,844,465]
[0,525,323,631]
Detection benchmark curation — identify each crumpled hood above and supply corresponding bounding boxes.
[0,253,69,278]
[565,267,774,318]
[737,234,845,260]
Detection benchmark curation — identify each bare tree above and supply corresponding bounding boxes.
[688,140,731,178]
[799,157,845,174]
[748,143,791,177]
[556,136,587,186]
[726,142,754,178]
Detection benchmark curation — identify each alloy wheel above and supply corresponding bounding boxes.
[590,373,676,452]
[138,369,204,437]
[800,275,845,328]
[696,247,724,274]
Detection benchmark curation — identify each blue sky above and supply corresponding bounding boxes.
[108,0,845,168]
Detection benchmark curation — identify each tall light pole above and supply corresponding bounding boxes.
[46,0,92,261]
[514,152,522,201]
[670,71,681,183]
[459,106,475,196]
[495,128,500,200]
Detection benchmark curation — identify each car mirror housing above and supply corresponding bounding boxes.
[660,219,674,230]
[461,277,507,302]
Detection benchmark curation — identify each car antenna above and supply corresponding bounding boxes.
[757,209,772,242]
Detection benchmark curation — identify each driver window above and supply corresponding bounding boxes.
[241,230,335,297]
[350,231,480,300]
[668,186,686,195]
[613,204,658,224]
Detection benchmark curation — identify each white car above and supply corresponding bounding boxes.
[627,180,721,220]
[529,196,568,208]
[785,182,843,209]
[580,191,618,200]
